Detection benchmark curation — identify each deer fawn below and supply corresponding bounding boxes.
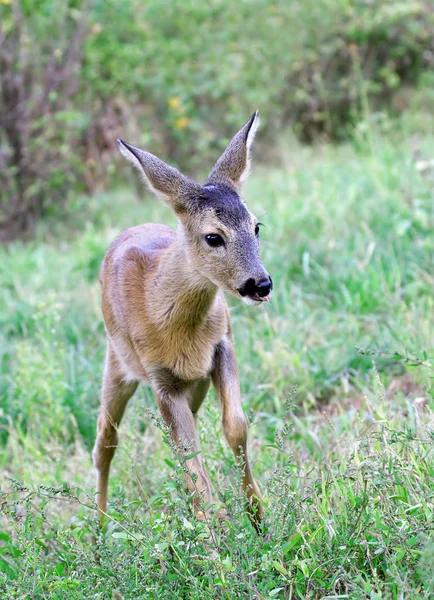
[92,111,272,528]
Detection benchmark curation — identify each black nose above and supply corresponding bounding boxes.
[238,276,273,297]
[255,276,273,297]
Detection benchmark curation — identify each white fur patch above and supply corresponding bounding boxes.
[240,111,260,184]
[241,295,261,307]
[246,111,260,152]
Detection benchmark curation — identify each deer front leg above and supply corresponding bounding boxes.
[154,381,213,518]
[211,337,263,529]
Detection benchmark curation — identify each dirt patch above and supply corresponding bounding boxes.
[318,373,429,417]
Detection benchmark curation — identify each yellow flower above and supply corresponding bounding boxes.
[169,97,181,110]
[0,0,11,5]
[174,117,189,131]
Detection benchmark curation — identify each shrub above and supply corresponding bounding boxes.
[0,0,90,240]
[82,0,434,161]
[1,0,433,237]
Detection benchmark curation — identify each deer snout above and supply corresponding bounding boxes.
[238,275,273,301]
[255,276,273,296]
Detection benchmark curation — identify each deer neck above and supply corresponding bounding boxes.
[151,228,218,332]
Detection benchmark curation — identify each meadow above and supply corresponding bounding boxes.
[1,121,434,598]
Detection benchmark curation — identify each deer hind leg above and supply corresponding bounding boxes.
[155,380,213,518]
[92,344,138,518]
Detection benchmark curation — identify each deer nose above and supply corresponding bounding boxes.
[255,276,273,297]
[238,275,273,298]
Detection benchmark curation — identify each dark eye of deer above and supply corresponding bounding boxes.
[205,234,225,247]
[255,223,262,237]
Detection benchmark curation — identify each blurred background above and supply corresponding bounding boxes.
[1,0,433,238]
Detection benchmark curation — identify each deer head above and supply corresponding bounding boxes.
[117,111,272,305]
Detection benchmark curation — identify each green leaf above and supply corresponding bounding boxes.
[182,517,194,530]
[272,561,289,576]
[283,532,302,555]
[112,531,144,541]
[184,450,202,461]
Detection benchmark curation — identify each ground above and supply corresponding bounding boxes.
[1,126,434,598]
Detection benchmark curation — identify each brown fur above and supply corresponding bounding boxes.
[92,112,269,528]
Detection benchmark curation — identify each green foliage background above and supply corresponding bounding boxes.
[71,0,434,155]
[1,0,433,236]
[1,1,434,598]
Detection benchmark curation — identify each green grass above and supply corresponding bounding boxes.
[1,127,434,598]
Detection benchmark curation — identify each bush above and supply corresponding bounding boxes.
[1,0,433,237]
[0,1,90,240]
[83,0,434,159]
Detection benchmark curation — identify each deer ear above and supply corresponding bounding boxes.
[206,111,259,192]
[117,139,199,212]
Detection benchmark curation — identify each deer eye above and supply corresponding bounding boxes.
[205,233,225,248]
[255,222,263,237]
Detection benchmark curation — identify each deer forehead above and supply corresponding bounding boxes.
[188,184,256,235]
